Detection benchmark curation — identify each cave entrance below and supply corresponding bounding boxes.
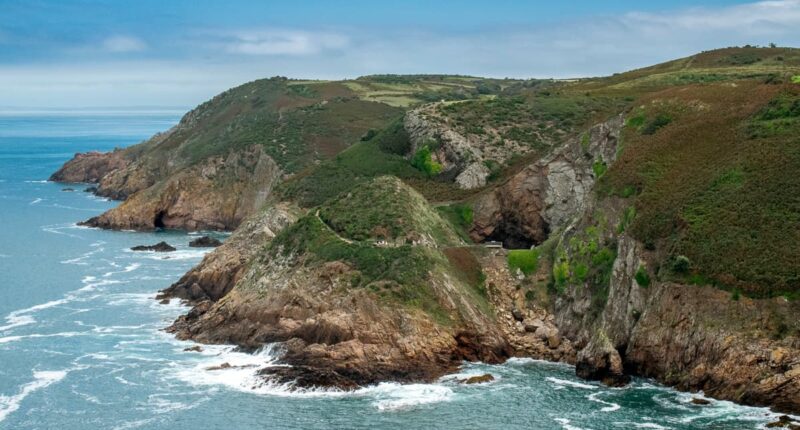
[153,211,166,229]
[481,219,548,250]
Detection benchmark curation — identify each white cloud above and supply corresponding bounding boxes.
[223,30,348,56]
[2,1,800,107]
[102,35,147,53]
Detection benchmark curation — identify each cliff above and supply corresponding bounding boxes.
[51,47,800,413]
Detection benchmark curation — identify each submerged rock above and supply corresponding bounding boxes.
[131,241,176,252]
[691,398,711,405]
[188,236,222,248]
[84,186,98,193]
[183,346,203,352]
[61,187,75,192]
[461,374,495,384]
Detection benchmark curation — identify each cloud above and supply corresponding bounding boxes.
[222,29,348,56]
[102,35,147,53]
[2,1,800,107]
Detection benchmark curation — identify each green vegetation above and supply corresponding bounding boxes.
[604,81,800,297]
[792,75,800,84]
[411,144,444,176]
[317,176,461,245]
[641,114,672,135]
[508,249,540,276]
[270,215,450,322]
[592,160,608,178]
[617,206,636,233]
[437,203,474,241]
[635,266,651,288]
[747,92,800,138]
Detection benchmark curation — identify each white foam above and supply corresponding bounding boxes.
[24,180,48,183]
[0,298,71,332]
[131,248,209,261]
[587,391,621,412]
[29,198,43,205]
[546,377,598,390]
[554,418,588,430]
[0,331,85,344]
[0,370,68,423]
[365,382,454,411]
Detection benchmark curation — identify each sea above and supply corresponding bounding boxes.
[0,111,793,429]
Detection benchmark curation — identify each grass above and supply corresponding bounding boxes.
[126,77,402,175]
[508,249,540,276]
[436,203,474,241]
[270,215,451,323]
[317,176,462,245]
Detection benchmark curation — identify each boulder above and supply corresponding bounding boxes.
[189,236,223,248]
[462,374,495,384]
[131,241,176,252]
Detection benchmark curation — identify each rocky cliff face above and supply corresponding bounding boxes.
[158,202,299,302]
[166,177,513,387]
[470,115,624,248]
[49,149,130,184]
[81,146,282,231]
[404,106,491,189]
[549,196,800,412]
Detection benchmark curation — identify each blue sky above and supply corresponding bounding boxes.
[1,0,799,108]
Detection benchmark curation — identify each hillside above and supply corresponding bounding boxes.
[52,46,800,413]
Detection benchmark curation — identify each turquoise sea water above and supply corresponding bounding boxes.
[0,113,794,429]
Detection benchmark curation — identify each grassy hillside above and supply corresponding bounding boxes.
[270,176,487,323]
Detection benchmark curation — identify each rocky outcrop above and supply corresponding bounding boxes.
[158,203,298,303]
[188,236,223,248]
[49,149,129,184]
[81,146,282,231]
[553,220,800,412]
[166,246,511,388]
[471,115,624,248]
[404,107,486,188]
[131,241,176,252]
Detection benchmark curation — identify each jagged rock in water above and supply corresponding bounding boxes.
[131,241,176,252]
[188,236,222,248]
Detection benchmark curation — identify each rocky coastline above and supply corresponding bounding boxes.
[50,58,800,414]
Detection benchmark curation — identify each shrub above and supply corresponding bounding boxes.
[792,75,800,84]
[672,255,691,273]
[641,114,672,135]
[592,160,608,178]
[731,289,741,301]
[635,265,651,287]
[411,145,443,176]
[508,249,540,276]
[617,206,636,233]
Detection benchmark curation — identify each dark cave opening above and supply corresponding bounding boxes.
[483,223,546,249]
[153,211,166,229]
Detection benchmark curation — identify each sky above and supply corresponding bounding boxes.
[1,0,799,108]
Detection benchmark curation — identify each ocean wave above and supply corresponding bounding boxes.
[0,369,69,423]
[127,248,210,261]
[545,377,598,390]
[554,418,589,430]
[587,391,621,412]
[29,197,43,205]
[0,298,72,332]
[0,331,85,345]
[23,180,48,183]
[365,382,454,411]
